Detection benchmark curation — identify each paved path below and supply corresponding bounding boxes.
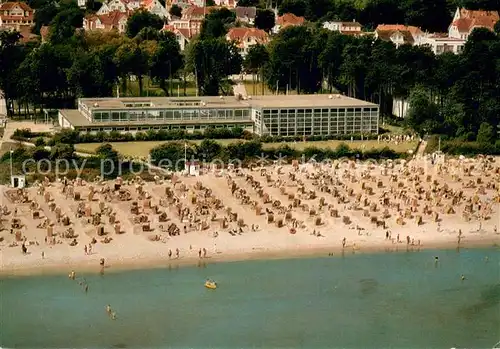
[416,140,427,156]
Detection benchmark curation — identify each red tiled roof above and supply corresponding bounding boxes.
[162,24,192,39]
[277,13,305,26]
[182,5,218,19]
[340,30,362,35]
[451,8,499,33]
[376,29,414,44]
[0,1,33,12]
[375,24,423,36]
[99,10,129,26]
[141,0,155,8]
[85,10,129,30]
[227,27,268,42]
[341,21,362,27]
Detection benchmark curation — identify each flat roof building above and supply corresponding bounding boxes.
[58,94,379,136]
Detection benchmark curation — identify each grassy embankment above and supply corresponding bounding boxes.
[75,139,419,158]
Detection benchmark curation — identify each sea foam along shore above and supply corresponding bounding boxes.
[1,232,498,277]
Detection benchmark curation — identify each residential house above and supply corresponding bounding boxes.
[374,24,424,47]
[226,27,268,56]
[0,2,34,30]
[173,5,215,36]
[234,6,256,25]
[419,33,465,54]
[97,0,140,15]
[84,10,129,33]
[418,8,498,56]
[141,0,169,19]
[162,23,190,50]
[213,0,236,7]
[449,7,499,40]
[323,20,362,35]
[272,12,305,33]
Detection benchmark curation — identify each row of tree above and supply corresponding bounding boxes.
[237,0,500,32]
[149,139,403,168]
[1,2,499,142]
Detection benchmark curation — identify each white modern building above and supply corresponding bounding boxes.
[58,95,379,137]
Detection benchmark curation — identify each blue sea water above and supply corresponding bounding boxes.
[1,248,499,349]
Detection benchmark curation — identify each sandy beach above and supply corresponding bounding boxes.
[1,155,499,276]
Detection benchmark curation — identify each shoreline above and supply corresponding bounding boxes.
[2,235,498,278]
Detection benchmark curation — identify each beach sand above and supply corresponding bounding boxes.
[1,155,499,276]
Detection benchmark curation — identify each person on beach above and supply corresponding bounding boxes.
[69,271,76,280]
[203,248,207,258]
[41,251,45,259]
[106,305,112,315]
[88,244,92,255]
[168,249,172,259]
[198,249,202,258]
[84,245,87,255]
[176,248,180,259]
[84,284,89,293]
[342,237,346,248]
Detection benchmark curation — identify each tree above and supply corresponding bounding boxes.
[50,143,75,160]
[200,7,236,39]
[318,31,349,93]
[265,26,322,93]
[135,26,160,41]
[476,122,496,143]
[278,0,306,16]
[406,87,441,136]
[47,3,84,43]
[67,47,118,97]
[114,41,150,96]
[33,1,59,34]
[150,31,183,95]
[244,44,269,95]
[126,9,164,38]
[196,139,222,162]
[206,0,215,5]
[495,20,500,35]
[400,0,451,32]
[186,38,242,95]
[0,30,27,116]
[254,9,275,32]
[169,4,182,18]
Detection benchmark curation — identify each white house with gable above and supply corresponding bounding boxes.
[141,0,169,19]
[97,0,140,15]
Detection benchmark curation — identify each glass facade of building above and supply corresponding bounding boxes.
[72,98,379,136]
[90,108,251,123]
[257,107,378,136]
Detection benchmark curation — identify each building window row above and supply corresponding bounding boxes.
[91,108,251,122]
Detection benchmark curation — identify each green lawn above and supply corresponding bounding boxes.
[121,78,278,97]
[75,139,418,158]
